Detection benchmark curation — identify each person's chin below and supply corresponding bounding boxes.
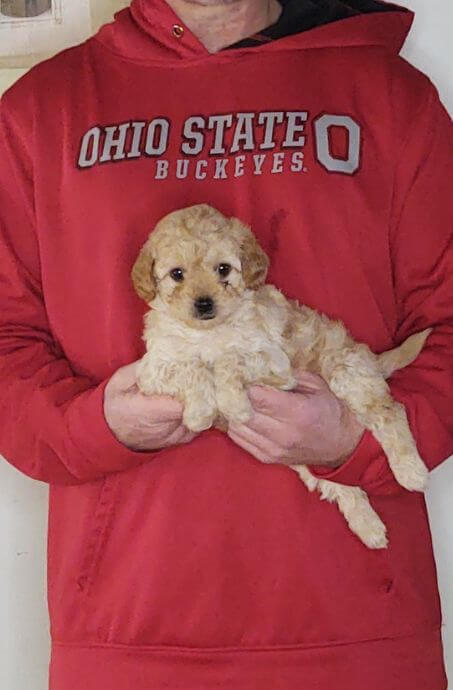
[181,0,242,6]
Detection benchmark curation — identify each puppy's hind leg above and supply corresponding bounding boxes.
[328,354,428,492]
[290,465,388,549]
[360,397,428,492]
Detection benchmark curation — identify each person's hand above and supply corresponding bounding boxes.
[104,360,197,451]
[227,371,364,467]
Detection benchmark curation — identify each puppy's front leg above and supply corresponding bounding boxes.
[214,354,253,425]
[136,354,217,433]
[182,365,218,433]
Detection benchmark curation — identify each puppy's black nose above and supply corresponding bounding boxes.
[195,296,214,316]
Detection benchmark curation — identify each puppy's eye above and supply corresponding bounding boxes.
[170,268,184,282]
[217,263,232,278]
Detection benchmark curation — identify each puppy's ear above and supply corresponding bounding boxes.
[229,218,269,289]
[131,241,157,303]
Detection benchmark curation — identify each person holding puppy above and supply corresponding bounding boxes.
[0,1,451,689]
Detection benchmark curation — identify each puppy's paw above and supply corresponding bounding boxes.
[360,521,388,550]
[136,373,155,396]
[391,457,429,492]
[347,510,388,550]
[183,406,216,433]
[217,393,253,425]
[333,486,389,550]
[229,407,253,425]
[260,373,297,391]
[279,374,298,391]
[135,357,160,396]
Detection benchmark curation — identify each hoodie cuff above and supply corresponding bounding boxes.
[308,430,385,487]
[66,379,155,475]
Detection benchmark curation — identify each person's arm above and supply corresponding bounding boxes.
[0,91,193,486]
[309,84,453,494]
[228,84,453,497]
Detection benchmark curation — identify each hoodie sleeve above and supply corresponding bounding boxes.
[310,84,453,496]
[0,94,154,486]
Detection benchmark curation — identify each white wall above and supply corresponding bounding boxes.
[0,1,452,688]
[400,0,453,676]
[0,69,26,92]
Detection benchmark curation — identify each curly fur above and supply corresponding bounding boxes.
[132,204,430,549]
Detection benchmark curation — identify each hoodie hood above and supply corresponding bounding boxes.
[94,0,414,64]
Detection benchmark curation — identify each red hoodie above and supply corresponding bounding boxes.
[0,1,452,688]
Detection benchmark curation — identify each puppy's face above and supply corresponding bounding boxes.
[132,204,269,329]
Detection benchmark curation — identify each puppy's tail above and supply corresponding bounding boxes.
[377,328,432,379]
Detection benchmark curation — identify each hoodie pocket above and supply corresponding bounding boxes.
[76,473,120,597]
[69,442,405,650]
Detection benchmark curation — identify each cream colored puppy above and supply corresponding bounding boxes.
[132,204,429,549]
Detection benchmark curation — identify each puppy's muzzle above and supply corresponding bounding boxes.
[194,296,216,320]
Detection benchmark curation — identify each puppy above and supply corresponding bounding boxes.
[132,204,430,549]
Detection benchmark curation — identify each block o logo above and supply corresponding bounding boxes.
[314,114,361,175]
